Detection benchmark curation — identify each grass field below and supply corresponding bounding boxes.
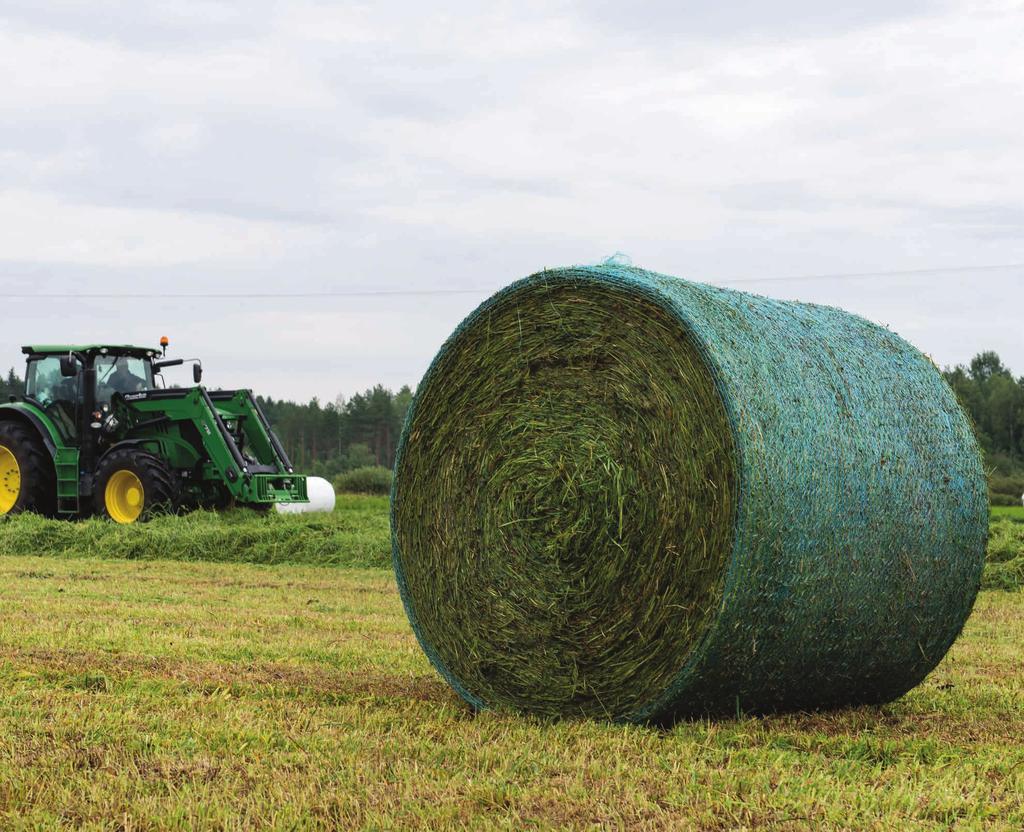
[1,495,1021,590]
[986,519,1024,590]
[0,555,1021,829]
[0,498,1021,829]
[990,505,1024,521]
[0,495,391,568]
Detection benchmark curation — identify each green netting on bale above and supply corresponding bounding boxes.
[391,265,988,723]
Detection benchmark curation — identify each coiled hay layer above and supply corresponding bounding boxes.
[391,265,988,723]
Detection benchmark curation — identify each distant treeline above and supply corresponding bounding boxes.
[942,352,1024,502]
[257,386,413,480]
[3,350,1022,493]
[0,368,21,402]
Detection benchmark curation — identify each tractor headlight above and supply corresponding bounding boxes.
[102,414,120,435]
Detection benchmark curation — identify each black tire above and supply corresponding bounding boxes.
[0,420,57,517]
[94,448,178,523]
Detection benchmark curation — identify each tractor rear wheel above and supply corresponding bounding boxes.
[94,449,178,524]
[0,421,57,517]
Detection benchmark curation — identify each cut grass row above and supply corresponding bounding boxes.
[0,494,391,568]
[2,496,1022,591]
[985,518,1024,590]
[0,554,1020,829]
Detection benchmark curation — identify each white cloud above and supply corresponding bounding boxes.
[141,122,206,155]
[0,0,1021,398]
[0,189,335,266]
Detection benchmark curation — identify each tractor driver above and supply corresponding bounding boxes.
[106,358,147,396]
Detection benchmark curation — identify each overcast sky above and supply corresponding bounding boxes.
[1,0,1021,401]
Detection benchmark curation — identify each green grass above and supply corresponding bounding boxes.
[2,498,1021,593]
[0,502,1020,826]
[983,518,1024,591]
[990,505,1024,521]
[0,555,1020,829]
[0,494,391,568]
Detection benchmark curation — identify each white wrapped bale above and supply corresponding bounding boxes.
[274,476,336,515]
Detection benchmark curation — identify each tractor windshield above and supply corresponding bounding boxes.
[95,356,153,405]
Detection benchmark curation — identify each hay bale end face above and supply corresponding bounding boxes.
[391,265,988,723]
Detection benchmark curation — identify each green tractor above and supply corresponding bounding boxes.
[0,341,307,523]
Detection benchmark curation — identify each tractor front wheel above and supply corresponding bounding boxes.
[95,449,178,524]
[0,421,56,517]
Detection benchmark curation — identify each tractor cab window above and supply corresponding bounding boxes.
[95,356,153,406]
[25,356,80,439]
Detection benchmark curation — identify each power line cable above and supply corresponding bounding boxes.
[0,261,1020,299]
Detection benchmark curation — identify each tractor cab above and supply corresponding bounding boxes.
[25,345,156,442]
[20,343,202,444]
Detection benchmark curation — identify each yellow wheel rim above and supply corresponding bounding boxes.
[105,470,144,524]
[0,445,20,515]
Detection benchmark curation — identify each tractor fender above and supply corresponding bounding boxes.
[0,403,59,457]
[96,439,152,468]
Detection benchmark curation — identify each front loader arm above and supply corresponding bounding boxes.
[114,387,306,504]
[206,390,295,474]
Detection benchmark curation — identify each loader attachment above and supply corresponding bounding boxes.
[202,389,309,505]
[112,386,308,507]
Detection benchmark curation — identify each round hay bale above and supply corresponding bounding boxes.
[391,264,988,723]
